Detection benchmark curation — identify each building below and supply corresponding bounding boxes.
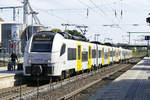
[0,22,22,54]
[0,17,4,47]
[0,21,46,54]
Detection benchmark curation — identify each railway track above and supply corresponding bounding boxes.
[0,57,142,100]
[0,85,26,98]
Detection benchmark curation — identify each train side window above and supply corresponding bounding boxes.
[109,51,111,57]
[88,46,91,59]
[60,44,66,56]
[105,52,108,59]
[92,49,96,58]
[102,48,104,58]
[82,52,88,61]
[113,51,116,56]
[110,51,112,57]
[68,48,76,60]
[99,50,101,58]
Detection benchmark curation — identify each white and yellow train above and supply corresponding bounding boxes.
[23,31,132,80]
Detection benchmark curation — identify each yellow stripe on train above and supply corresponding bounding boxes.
[88,45,92,69]
[108,48,110,64]
[102,46,104,66]
[77,44,82,71]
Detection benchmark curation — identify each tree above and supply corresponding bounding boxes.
[64,29,81,36]
[51,28,62,32]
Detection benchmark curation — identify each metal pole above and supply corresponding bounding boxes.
[23,0,28,24]
[4,49,5,66]
[13,8,16,21]
[128,32,130,44]
[147,40,149,56]
[37,75,39,100]
[94,34,96,41]
[49,77,52,100]
[96,34,98,41]
[32,13,34,34]
[2,48,4,66]
[65,25,67,31]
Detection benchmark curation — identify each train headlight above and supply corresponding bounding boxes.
[48,60,51,66]
[28,59,31,64]
[28,54,31,64]
[48,60,51,64]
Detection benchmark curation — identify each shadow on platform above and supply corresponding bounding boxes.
[88,78,150,100]
[131,67,150,71]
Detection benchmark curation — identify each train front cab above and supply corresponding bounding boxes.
[23,31,58,81]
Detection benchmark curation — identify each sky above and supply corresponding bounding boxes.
[0,0,150,44]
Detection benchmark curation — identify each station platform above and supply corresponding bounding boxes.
[0,67,23,89]
[88,57,150,100]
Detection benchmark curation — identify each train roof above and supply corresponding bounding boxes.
[58,32,89,42]
[35,31,130,49]
[90,41,103,45]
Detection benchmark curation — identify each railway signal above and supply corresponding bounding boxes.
[145,36,150,56]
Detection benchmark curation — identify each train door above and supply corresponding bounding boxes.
[118,49,119,62]
[77,44,82,71]
[88,45,92,69]
[108,48,110,64]
[102,46,104,66]
[111,48,114,63]
[96,45,98,66]
[115,48,117,62]
[112,47,114,62]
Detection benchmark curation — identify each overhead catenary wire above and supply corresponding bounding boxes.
[77,0,125,43]
[87,0,131,43]
[28,1,41,25]
[38,8,87,16]
[77,0,104,17]
[78,0,121,26]
[38,9,70,23]
[89,0,107,16]
[91,0,129,37]
[101,0,122,22]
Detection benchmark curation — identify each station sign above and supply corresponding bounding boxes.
[145,36,150,40]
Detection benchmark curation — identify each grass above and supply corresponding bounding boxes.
[132,52,147,57]
[0,61,8,67]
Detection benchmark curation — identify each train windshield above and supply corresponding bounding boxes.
[31,32,55,52]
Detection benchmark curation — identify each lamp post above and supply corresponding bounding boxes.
[94,34,100,41]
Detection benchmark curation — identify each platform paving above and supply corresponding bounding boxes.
[88,57,150,100]
[0,67,22,89]
[0,67,22,76]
